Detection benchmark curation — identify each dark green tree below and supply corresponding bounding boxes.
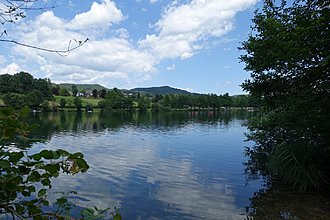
[59,87,70,96]
[240,0,330,191]
[3,93,27,109]
[60,98,67,109]
[99,89,107,98]
[41,100,50,112]
[34,78,53,100]
[138,97,149,112]
[52,84,61,96]
[0,74,14,94]
[73,97,82,111]
[26,90,44,109]
[12,72,34,94]
[92,89,98,98]
[72,84,78,97]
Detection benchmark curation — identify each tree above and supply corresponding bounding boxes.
[92,89,98,98]
[138,97,149,112]
[41,100,50,112]
[72,84,78,97]
[0,74,14,94]
[73,97,82,111]
[34,78,53,101]
[52,84,61,96]
[59,88,70,96]
[3,93,27,109]
[240,0,330,191]
[60,98,67,109]
[26,90,43,109]
[12,72,34,94]
[99,89,107,98]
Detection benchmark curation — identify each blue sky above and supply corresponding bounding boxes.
[0,0,262,95]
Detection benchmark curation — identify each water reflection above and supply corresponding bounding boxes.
[29,111,262,219]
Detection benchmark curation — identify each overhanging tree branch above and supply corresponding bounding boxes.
[0,38,89,56]
[0,0,87,55]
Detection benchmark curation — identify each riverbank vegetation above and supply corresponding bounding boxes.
[241,0,329,191]
[0,72,259,112]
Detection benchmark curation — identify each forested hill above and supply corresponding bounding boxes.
[129,86,191,95]
[59,83,107,91]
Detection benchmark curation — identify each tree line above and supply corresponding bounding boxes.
[97,89,258,112]
[241,0,329,192]
[0,72,258,112]
[0,72,53,109]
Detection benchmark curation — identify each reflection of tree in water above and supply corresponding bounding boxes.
[27,110,253,139]
[246,184,330,220]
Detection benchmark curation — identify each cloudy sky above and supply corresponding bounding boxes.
[0,0,261,94]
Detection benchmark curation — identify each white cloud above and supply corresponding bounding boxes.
[115,28,130,39]
[68,0,124,31]
[2,0,257,88]
[0,63,21,74]
[166,64,175,71]
[7,3,157,88]
[149,0,159,4]
[139,0,257,60]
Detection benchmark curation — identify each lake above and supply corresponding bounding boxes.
[26,110,264,219]
[23,110,329,220]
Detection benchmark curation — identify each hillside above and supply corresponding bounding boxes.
[59,83,107,91]
[129,86,191,95]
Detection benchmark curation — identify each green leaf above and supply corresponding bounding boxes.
[27,185,36,193]
[38,188,47,197]
[22,190,31,197]
[39,149,60,160]
[68,152,84,159]
[27,171,41,182]
[9,152,24,163]
[41,178,51,186]
[56,149,70,157]
[44,164,60,176]
[29,153,42,161]
[56,197,67,205]
[0,160,10,168]
[76,158,89,172]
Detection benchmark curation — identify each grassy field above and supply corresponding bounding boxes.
[54,96,102,107]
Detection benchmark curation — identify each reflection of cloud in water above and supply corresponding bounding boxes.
[43,126,246,219]
[146,159,242,219]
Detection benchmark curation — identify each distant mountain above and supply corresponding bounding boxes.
[129,86,191,95]
[59,83,107,91]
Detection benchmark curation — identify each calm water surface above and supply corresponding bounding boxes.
[29,111,263,219]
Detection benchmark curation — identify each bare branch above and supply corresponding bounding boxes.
[0,38,89,56]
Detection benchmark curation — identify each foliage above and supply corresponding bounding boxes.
[72,85,78,97]
[0,107,90,219]
[240,0,330,191]
[103,88,133,110]
[73,97,82,111]
[0,72,53,101]
[92,89,98,98]
[99,89,107,99]
[2,93,27,109]
[59,88,70,97]
[60,98,66,109]
[41,100,50,112]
